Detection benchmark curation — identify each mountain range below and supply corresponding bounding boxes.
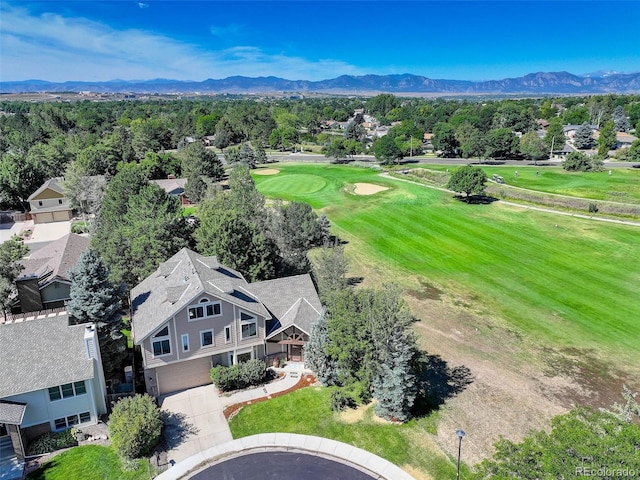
[2,71,640,95]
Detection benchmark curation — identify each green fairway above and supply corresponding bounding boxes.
[229,387,458,479]
[254,164,640,368]
[421,164,640,204]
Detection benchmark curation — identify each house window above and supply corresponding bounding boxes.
[38,201,43,207]
[182,334,189,352]
[188,299,221,320]
[58,199,63,204]
[224,326,231,344]
[54,412,91,430]
[240,312,257,339]
[152,326,171,357]
[48,381,87,401]
[200,329,214,348]
[237,352,252,363]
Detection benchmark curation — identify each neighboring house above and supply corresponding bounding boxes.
[0,313,107,461]
[615,132,638,149]
[131,248,322,397]
[27,178,72,224]
[563,124,598,144]
[150,177,189,205]
[14,233,90,313]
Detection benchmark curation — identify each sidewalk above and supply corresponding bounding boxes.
[219,363,313,408]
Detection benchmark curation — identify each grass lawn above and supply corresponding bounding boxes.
[229,386,459,479]
[253,164,640,368]
[26,445,153,480]
[420,164,640,204]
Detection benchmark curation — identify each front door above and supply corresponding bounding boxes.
[290,345,303,362]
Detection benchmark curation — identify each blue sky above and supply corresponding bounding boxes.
[2,1,640,82]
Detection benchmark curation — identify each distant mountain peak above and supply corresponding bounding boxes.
[2,71,640,95]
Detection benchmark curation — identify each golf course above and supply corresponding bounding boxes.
[247,162,639,474]
[254,163,639,367]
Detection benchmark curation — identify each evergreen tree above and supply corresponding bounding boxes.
[0,236,29,320]
[312,243,349,304]
[573,122,595,149]
[304,315,338,386]
[184,173,207,204]
[597,120,616,157]
[613,105,630,132]
[238,143,257,168]
[254,143,268,164]
[68,249,127,378]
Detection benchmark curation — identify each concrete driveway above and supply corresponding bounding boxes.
[0,222,25,243]
[24,220,71,244]
[160,385,232,465]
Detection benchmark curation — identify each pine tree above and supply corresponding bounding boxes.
[597,120,616,158]
[613,106,630,132]
[573,123,595,149]
[68,249,127,378]
[304,315,338,386]
[0,236,29,320]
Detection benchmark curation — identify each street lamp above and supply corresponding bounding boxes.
[456,429,465,480]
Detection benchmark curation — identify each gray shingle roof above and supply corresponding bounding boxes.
[0,401,27,425]
[19,233,90,284]
[131,248,270,344]
[0,314,94,398]
[246,274,323,337]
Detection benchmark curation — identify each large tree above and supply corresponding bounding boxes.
[0,236,29,320]
[473,406,640,479]
[519,131,547,164]
[613,105,630,132]
[68,249,127,378]
[573,122,595,149]
[92,164,191,290]
[372,134,404,165]
[545,118,567,152]
[597,120,616,157]
[484,128,519,159]
[446,165,488,201]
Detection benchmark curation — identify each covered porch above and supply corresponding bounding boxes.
[266,325,309,364]
[0,401,27,480]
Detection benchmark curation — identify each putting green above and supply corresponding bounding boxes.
[258,173,327,196]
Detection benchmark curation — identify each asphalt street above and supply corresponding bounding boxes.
[190,452,377,480]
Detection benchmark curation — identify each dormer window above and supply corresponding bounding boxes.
[152,326,171,357]
[58,199,63,204]
[188,298,221,321]
[38,201,43,206]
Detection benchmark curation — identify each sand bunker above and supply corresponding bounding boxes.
[253,169,280,175]
[353,183,389,195]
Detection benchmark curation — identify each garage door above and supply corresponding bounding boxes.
[35,212,53,224]
[52,210,70,222]
[157,356,213,395]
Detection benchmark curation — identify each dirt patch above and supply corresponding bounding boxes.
[353,183,389,195]
[253,168,280,175]
[339,402,370,423]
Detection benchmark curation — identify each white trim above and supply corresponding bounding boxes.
[239,311,258,340]
[224,326,232,344]
[188,299,222,321]
[200,329,214,348]
[152,325,172,358]
[181,333,190,352]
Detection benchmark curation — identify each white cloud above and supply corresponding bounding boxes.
[138,3,150,9]
[0,3,362,82]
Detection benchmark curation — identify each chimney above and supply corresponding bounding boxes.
[16,275,44,312]
[84,324,98,359]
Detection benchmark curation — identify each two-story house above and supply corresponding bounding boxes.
[14,233,89,313]
[131,248,322,397]
[27,178,72,224]
[0,312,107,463]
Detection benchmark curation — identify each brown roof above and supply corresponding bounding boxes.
[150,178,188,196]
[19,233,90,284]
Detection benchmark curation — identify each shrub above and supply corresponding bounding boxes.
[27,428,78,455]
[210,359,268,392]
[330,389,357,412]
[108,394,162,461]
[239,359,267,386]
[589,203,599,213]
[71,221,90,234]
[562,151,603,172]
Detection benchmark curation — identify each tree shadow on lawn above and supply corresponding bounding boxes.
[161,411,199,450]
[452,194,499,205]
[412,352,475,417]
